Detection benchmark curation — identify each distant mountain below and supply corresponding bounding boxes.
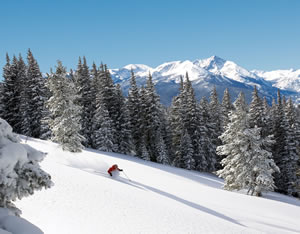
[110,56,300,106]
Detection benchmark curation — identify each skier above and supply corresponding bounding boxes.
[107,164,123,176]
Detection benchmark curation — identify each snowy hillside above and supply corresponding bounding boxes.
[16,137,300,234]
[253,69,300,92]
[109,56,299,105]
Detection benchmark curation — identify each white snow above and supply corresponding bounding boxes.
[0,119,53,234]
[109,56,260,85]
[15,137,300,234]
[252,69,300,92]
[109,57,300,100]
[0,209,42,234]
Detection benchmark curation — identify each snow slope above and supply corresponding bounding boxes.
[16,138,300,234]
[252,69,300,92]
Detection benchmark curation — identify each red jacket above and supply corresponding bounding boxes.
[108,164,122,175]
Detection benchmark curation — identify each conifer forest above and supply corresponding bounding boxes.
[1,49,299,197]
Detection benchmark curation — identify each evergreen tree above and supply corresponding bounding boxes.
[138,86,148,156]
[90,63,102,148]
[140,138,150,161]
[90,62,99,128]
[282,95,286,107]
[143,72,168,162]
[46,61,84,152]
[261,97,271,137]
[271,90,288,193]
[91,63,125,153]
[40,75,52,140]
[180,129,195,170]
[209,86,223,169]
[114,84,134,155]
[282,98,300,196]
[92,102,116,152]
[127,70,142,155]
[173,129,195,169]
[160,107,173,160]
[182,73,207,171]
[1,55,23,132]
[74,57,92,146]
[221,88,233,131]
[266,90,299,195]
[0,118,52,214]
[248,86,263,128]
[199,97,216,171]
[209,86,222,144]
[24,49,48,138]
[17,54,29,135]
[156,132,169,165]
[217,92,279,196]
[169,76,185,164]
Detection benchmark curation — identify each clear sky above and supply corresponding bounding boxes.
[0,0,300,75]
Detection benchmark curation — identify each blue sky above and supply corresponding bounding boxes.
[1,0,300,74]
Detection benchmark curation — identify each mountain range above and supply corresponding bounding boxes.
[109,56,300,106]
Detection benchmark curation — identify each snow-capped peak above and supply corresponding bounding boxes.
[252,69,300,91]
[152,60,209,82]
[123,64,153,72]
[194,55,226,71]
[108,56,300,105]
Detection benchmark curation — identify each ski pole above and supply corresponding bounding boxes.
[122,171,131,181]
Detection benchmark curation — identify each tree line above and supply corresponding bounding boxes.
[1,49,299,197]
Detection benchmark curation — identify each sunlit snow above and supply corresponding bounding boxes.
[16,137,300,234]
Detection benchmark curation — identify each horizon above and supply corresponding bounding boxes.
[1,0,300,76]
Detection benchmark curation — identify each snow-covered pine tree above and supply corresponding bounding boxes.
[138,86,148,156]
[220,88,234,131]
[248,86,263,128]
[74,57,92,147]
[1,55,23,133]
[270,90,294,194]
[209,86,223,170]
[281,98,300,196]
[46,61,84,152]
[0,118,52,215]
[90,62,99,128]
[159,107,173,161]
[169,76,185,164]
[143,72,168,162]
[23,49,48,138]
[269,98,277,135]
[91,64,120,152]
[282,95,286,107]
[261,97,271,138]
[285,97,298,127]
[90,63,102,149]
[181,129,195,170]
[17,54,30,135]
[140,138,150,161]
[217,92,279,196]
[92,101,116,152]
[209,86,222,145]
[297,166,300,195]
[173,129,195,170]
[0,83,3,115]
[127,69,143,155]
[113,84,134,155]
[156,132,169,165]
[102,65,119,130]
[182,73,207,171]
[199,97,216,172]
[40,75,52,140]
